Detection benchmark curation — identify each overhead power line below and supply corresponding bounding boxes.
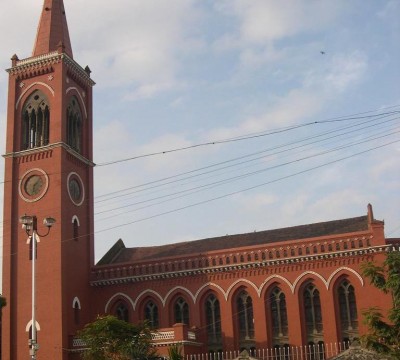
[95,108,400,167]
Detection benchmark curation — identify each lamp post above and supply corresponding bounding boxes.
[20,214,56,360]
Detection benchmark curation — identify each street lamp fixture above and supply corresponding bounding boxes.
[20,214,56,360]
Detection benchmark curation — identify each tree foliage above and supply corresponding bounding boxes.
[167,344,183,360]
[361,250,400,357]
[78,315,159,360]
[0,295,6,319]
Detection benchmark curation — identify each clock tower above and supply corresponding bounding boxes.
[2,0,95,359]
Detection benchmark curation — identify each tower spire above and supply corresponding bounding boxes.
[32,0,73,58]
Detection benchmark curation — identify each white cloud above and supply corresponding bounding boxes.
[324,52,368,92]
[207,89,322,141]
[68,0,200,97]
[216,0,341,43]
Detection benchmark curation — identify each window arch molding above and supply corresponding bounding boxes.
[293,272,327,295]
[16,82,54,110]
[225,279,259,302]
[327,267,364,290]
[72,215,80,241]
[104,292,134,313]
[72,296,81,309]
[71,215,80,226]
[26,320,41,332]
[66,87,87,118]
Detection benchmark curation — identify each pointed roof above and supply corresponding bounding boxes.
[32,0,73,58]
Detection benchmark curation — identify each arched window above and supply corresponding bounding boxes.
[66,96,83,153]
[237,290,254,342]
[22,91,50,150]
[338,280,358,341]
[115,302,129,322]
[270,287,289,342]
[144,301,159,328]
[73,218,79,241]
[303,283,323,342]
[174,297,189,325]
[74,302,80,325]
[205,294,222,349]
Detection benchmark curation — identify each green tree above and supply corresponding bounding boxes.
[167,344,183,360]
[361,250,400,357]
[78,315,159,360]
[0,295,6,311]
[0,295,6,319]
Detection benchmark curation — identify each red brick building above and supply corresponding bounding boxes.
[1,1,397,359]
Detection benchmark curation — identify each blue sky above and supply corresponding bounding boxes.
[0,0,399,270]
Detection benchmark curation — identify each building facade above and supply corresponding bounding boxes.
[1,1,397,359]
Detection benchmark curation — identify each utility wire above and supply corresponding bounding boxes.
[95,109,400,167]
[95,112,399,201]
[96,139,400,233]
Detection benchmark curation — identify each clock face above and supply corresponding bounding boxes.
[25,175,44,195]
[19,169,49,202]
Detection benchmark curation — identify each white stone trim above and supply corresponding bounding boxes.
[66,87,88,118]
[326,267,364,289]
[194,282,227,302]
[259,275,295,294]
[104,292,134,313]
[133,289,165,308]
[72,297,81,309]
[164,286,196,304]
[225,279,259,300]
[26,320,41,332]
[292,271,329,291]
[16,82,54,109]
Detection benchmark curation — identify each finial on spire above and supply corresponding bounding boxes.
[32,0,73,58]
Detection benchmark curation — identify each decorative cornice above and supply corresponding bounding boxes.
[2,142,95,167]
[90,244,394,287]
[6,52,95,87]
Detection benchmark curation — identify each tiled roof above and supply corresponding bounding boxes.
[98,215,370,265]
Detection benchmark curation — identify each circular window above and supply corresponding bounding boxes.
[67,172,85,206]
[19,169,49,202]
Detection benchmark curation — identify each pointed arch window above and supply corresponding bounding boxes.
[22,91,50,150]
[144,301,159,328]
[67,97,82,153]
[115,302,129,322]
[72,217,79,241]
[237,290,255,341]
[270,287,288,341]
[338,280,358,341]
[174,297,189,325]
[205,294,222,347]
[303,283,323,341]
[74,302,80,325]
